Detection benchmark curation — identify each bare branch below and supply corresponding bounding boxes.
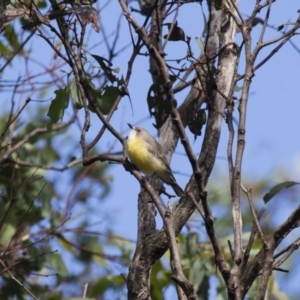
[242,208,265,272]
[164,202,198,300]
[242,186,266,245]
[273,237,300,269]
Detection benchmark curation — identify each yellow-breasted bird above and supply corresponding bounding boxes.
[127,123,184,197]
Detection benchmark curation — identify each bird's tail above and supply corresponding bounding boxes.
[158,170,185,197]
[171,182,185,197]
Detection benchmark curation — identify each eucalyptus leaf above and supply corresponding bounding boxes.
[263,181,300,203]
[88,85,119,115]
[47,87,69,130]
[70,79,83,108]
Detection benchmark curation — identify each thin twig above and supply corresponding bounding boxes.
[242,185,266,245]
[164,201,198,300]
[273,237,300,269]
[82,283,88,299]
[242,208,265,271]
[0,259,38,299]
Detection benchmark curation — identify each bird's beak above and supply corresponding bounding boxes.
[128,123,133,129]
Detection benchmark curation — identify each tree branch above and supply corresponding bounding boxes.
[164,202,198,300]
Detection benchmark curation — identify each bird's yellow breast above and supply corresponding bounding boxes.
[127,136,164,175]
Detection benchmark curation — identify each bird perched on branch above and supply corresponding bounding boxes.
[127,123,184,197]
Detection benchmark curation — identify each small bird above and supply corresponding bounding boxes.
[127,123,184,197]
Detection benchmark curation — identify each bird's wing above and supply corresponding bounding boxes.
[145,137,172,172]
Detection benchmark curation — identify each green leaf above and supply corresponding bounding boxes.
[47,87,69,130]
[91,277,111,296]
[268,274,288,300]
[196,274,209,299]
[263,181,300,203]
[35,0,47,8]
[3,24,22,53]
[0,41,15,58]
[88,85,119,115]
[57,236,76,255]
[70,79,83,109]
[184,232,199,257]
[150,260,172,298]
[38,183,54,218]
[0,223,16,245]
[49,253,68,277]
[47,292,63,300]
